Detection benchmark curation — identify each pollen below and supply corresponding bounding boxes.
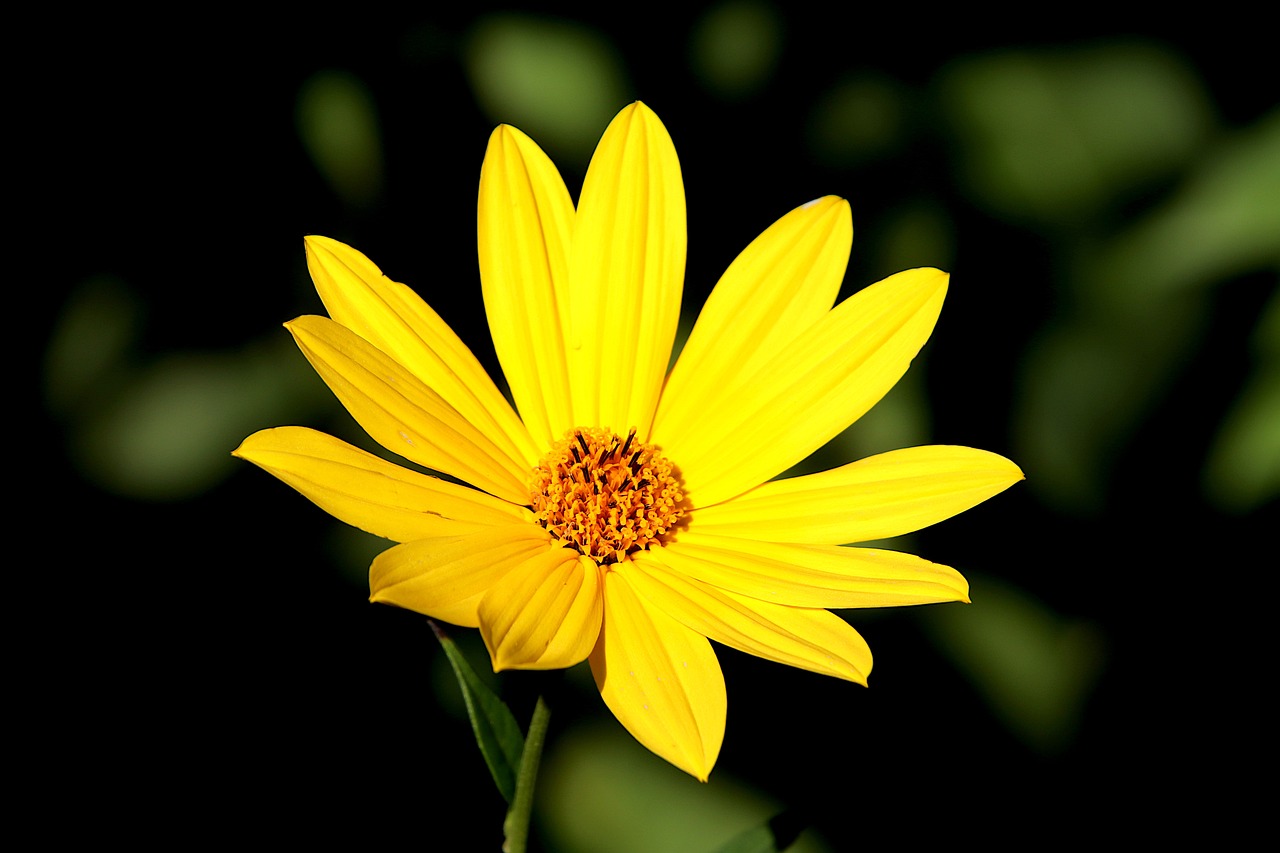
[530,427,687,565]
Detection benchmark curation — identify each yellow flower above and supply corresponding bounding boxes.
[234,102,1022,780]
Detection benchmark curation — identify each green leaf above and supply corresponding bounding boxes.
[465,14,630,167]
[710,810,806,853]
[540,724,831,853]
[430,620,525,803]
[940,43,1212,226]
[922,576,1105,754]
[690,1,783,100]
[296,69,384,210]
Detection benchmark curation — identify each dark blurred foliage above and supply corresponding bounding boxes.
[30,4,1274,849]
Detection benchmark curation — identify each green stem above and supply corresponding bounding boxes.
[503,694,551,853]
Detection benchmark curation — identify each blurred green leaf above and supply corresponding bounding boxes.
[44,276,142,417]
[940,42,1212,225]
[466,15,629,167]
[807,75,906,168]
[1203,362,1280,511]
[49,275,333,500]
[1257,284,1280,359]
[690,0,783,100]
[710,810,805,853]
[70,338,328,500]
[1086,109,1280,306]
[1204,286,1280,511]
[870,200,956,285]
[431,621,525,804]
[540,724,831,853]
[1017,110,1280,512]
[296,69,385,209]
[923,576,1105,754]
[1016,295,1205,513]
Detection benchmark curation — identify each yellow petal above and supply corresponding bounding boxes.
[287,314,530,503]
[694,445,1025,544]
[654,196,851,444]
[569,102,686,436]
[479,552,602,671]
[304,235,540,469]
[477,125,576,448]
[672,268,949,508]
[370,524,553,627]
[622,561,871,684]
[589,569,725,781]
[233,426,530,542]
[644,532,969,608]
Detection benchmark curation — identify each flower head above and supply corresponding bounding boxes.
[235,102,1022,780]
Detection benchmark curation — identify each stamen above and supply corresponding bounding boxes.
[529,427,687,565]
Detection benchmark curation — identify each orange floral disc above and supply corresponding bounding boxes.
[530,427,686,565]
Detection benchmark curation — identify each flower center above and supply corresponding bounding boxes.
[530,427,686,565]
